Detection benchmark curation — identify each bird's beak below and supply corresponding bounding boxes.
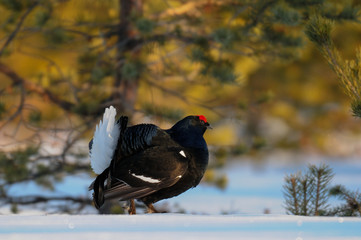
[205,122,212,129]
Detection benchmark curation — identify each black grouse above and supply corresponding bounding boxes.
[89,106,210,214]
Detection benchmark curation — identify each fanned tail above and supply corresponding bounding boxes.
[89,106,120,174]
[89,110,129,209]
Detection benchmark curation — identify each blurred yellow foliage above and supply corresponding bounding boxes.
[206,123,237,146]
[270,101,297,120]
[1,0,361,157]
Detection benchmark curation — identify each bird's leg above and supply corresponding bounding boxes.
[146,203,159,213]
[128,199,136,215]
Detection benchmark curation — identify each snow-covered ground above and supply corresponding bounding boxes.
[1,214,361,240]
[1,153,360,239]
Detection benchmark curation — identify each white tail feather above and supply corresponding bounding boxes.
[90,106,120,174]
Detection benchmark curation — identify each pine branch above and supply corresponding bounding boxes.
[0,2,39,56]
[305,15,361,117]
[283,164,334,216]
[246,0,278,30]
[309,164,334,215]
[0,62,74,112]
[0,62,108,117]
[283,173,300,215]
[300,173,314,216]
[329,185,361,216]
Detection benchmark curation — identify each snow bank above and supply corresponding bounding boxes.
[0,214,360,240]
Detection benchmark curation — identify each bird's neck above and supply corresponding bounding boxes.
[166,128,207,150]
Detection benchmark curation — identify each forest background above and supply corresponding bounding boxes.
[1,0,361,214]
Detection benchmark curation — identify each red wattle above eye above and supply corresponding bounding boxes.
[198,115,207,123]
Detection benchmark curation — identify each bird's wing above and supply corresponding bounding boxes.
[109,123,162,171]
[120,124,160,156]
[104,144,189,201]
[104,182,157,201]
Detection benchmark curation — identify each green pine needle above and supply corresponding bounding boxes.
[305,15,333,47]
[351,100,361,118]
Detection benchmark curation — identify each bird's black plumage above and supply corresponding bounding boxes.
[89,115,210,213]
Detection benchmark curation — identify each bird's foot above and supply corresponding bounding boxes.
[146,203,159,213]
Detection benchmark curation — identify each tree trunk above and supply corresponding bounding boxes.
[113,0,143,116]
[98,0,143,214]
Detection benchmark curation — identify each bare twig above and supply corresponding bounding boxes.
[0,2,39,57]
[0,62,74,113]
[18,49,80,103]
[0,63,26,130]
[5,195,92,205]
